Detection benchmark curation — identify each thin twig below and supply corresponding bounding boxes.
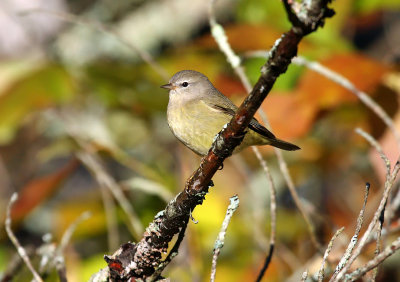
[275,148,322,251]
[209,2,279,276]
[209,0,319,260]
[372,218,400,242]
[18,8,169,81]
[212,23,320,250]
[77,150,144,239]
[5,193,44,282]
[386,186,400,228]
[1,246,35,282]
[208,0,252,92]
[331,183,370,280]
[242,52,400,151]
[231,154,269,251]
[55,262,68,282]
[99,184,120,252]
[353,128,390,280]
[256,245,275,282]
[301,270,309,282]
[372,208,384,281]
[210,195,240,282]
[333,159,400,281]
[276,244,302,271]
[344,236,400,281]
[355,128,391,175]
[57,85,147,241]
[37,212,91,280]
[292,56,400,150]
[56,211,91,282]
[59,211,92,253]
[253,147,277,282]
[121,177,173,203]
[318,227,344,282]
[37,235,56,275]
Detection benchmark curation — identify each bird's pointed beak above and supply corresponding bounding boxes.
[160,83,175,90]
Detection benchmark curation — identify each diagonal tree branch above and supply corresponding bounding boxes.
[96,1,335,280]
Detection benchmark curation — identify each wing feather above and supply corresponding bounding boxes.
[203,101,276,139]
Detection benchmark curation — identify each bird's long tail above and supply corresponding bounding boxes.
[269,138,300,151]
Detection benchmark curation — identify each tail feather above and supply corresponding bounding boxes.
[269,138,300,151]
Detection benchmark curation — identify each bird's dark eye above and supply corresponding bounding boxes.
[181,82,189,87]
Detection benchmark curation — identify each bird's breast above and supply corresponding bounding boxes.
[167,100,230,155]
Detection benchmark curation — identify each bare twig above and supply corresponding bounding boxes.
[77,150,143,239]
[210,19,320,251]
[5,193,43,282]
[230,154,269,251]
[275,148,322,251]
[121,177,173,203]
[18,8,169,81]
[353,128,391,280]
[355,128,391,175]
[372,208,384,281]
[56,211,91,282]
[241,53,400,150]
[256,245,275,282]
[248,49,400,278]
[37,212,91,280]
[301,270,309,282]
[318,227,344,282]
[208,0,252,93]
[209,2,278,268]
[330,130,399,281]
[37,235,56,275]
[59,211,92,253]
[374,218,400,241]
[99,184,120,252]
[292,56,400,150]
[209,0,319,256]
[331,183,370,280]
[276,244,302,271]
[1,246,35,282]
[345,236,400,281]
[56,263,67,282]
[210,195,240,282]
[333,160,400,281]
[252,148,277,282]
[386,186,400,228]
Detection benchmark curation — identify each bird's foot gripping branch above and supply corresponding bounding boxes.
[99,0,334,281]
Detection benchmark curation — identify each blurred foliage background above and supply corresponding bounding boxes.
[0,0,400,281]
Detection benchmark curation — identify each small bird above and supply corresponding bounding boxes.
[161,70,300,156]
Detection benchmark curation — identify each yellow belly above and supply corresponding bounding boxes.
[167,100,267,155]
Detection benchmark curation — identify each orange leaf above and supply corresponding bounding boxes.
[214,74,246,97]
[260,92,318,140]
[297,53,390,109]
[10,158,79,222]
[196,24,310,51]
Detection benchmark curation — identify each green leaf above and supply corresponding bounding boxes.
[354,0,400,14]
[236,0,290,30]
[0,64,75,144]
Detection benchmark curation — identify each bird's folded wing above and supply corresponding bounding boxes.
[203,101,276,139]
